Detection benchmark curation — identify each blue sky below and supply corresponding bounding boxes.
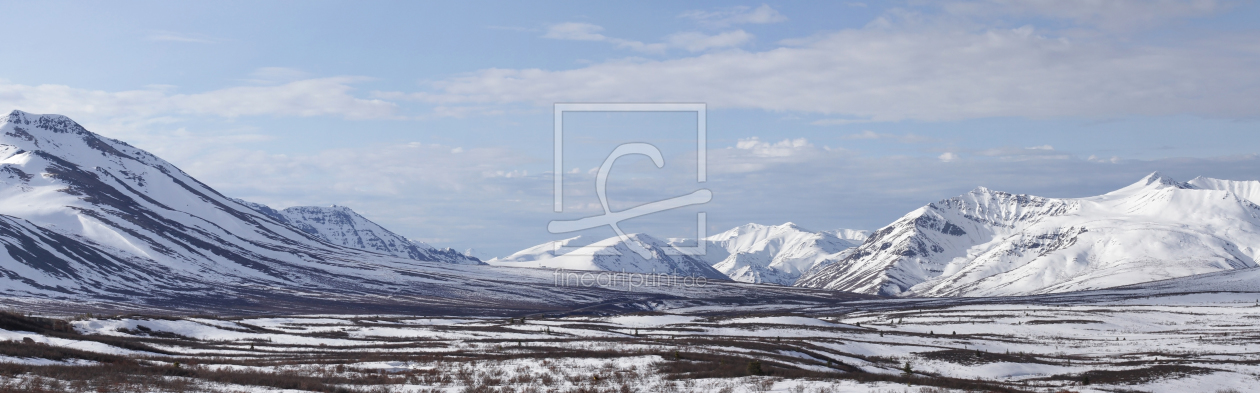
[2,0,1259,257]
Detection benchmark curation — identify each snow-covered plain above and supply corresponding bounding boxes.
[2,290,1259,392]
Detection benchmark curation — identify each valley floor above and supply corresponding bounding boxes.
[1,291,1258,392]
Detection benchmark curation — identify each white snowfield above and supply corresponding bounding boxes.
[0,327,156,358]
[798,172,1260,297]
[0,290,1257,392]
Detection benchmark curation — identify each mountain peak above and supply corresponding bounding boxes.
[969,186,995,194]
[3,110,28,124]
[1140,171,1180,187]
[3,109,36,123]
[2,110,88,135]
[736,222,770,230]
[232,200,481,265]
[1098,172,1191,200]
[621,232,664,244]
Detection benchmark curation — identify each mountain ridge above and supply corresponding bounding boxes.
[488,232,729,280]
[0,110,573,307]
[690,222,864,285]
[494,223,870,285]
[232,199,482,265]
[796,172,1260,297]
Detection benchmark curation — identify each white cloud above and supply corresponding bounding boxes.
[666,30,754,52]
[681,4,788,27]
[939,152,960,162]
[173,78,395,119]
[409,18,1260,122]
[187,142,535,199]
[942,0,1223,31]
[0,77,397,121]
[542,23,748,53]
[734,137,812,158]
[542,22,668,53]
[1088,154,1122,163]
[543,22,609,41]
[736,136,810,150]
[845,130,883,140]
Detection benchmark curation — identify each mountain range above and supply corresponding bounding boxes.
[490,223,869,286]
[679,223,867,285]
[795,173,1260,296]
[494,173,1260,298]
[486,233,729,280]
[0,110,861,314]
[0,110,494,299]
[1,109,1257,308]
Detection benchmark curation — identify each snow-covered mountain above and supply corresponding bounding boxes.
[488,233,729,280]
[0,110,522,302]
[0,110,882,313]
[1187,176,1260,202]
[682,223,864,286]
[796,173,1260,297]
[490,235,597,264]
[233,200,481,265]
[492,223,868,285]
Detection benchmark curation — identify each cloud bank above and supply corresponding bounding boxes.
[408,5,1259,122]
[0,76,396,121]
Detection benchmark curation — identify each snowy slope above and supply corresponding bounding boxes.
[233,200,482,265]
[685,223,863,286]
[0,110,576,304]
[0,110,887,314]
[489,235,597,264]
[0,213,182,296]
[796,173,1260,297]
[493,223,865,285]
[1108,263,1260,294]
[488,233,728,280]
[0,110,359,296]
[1187,176,1260,204]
